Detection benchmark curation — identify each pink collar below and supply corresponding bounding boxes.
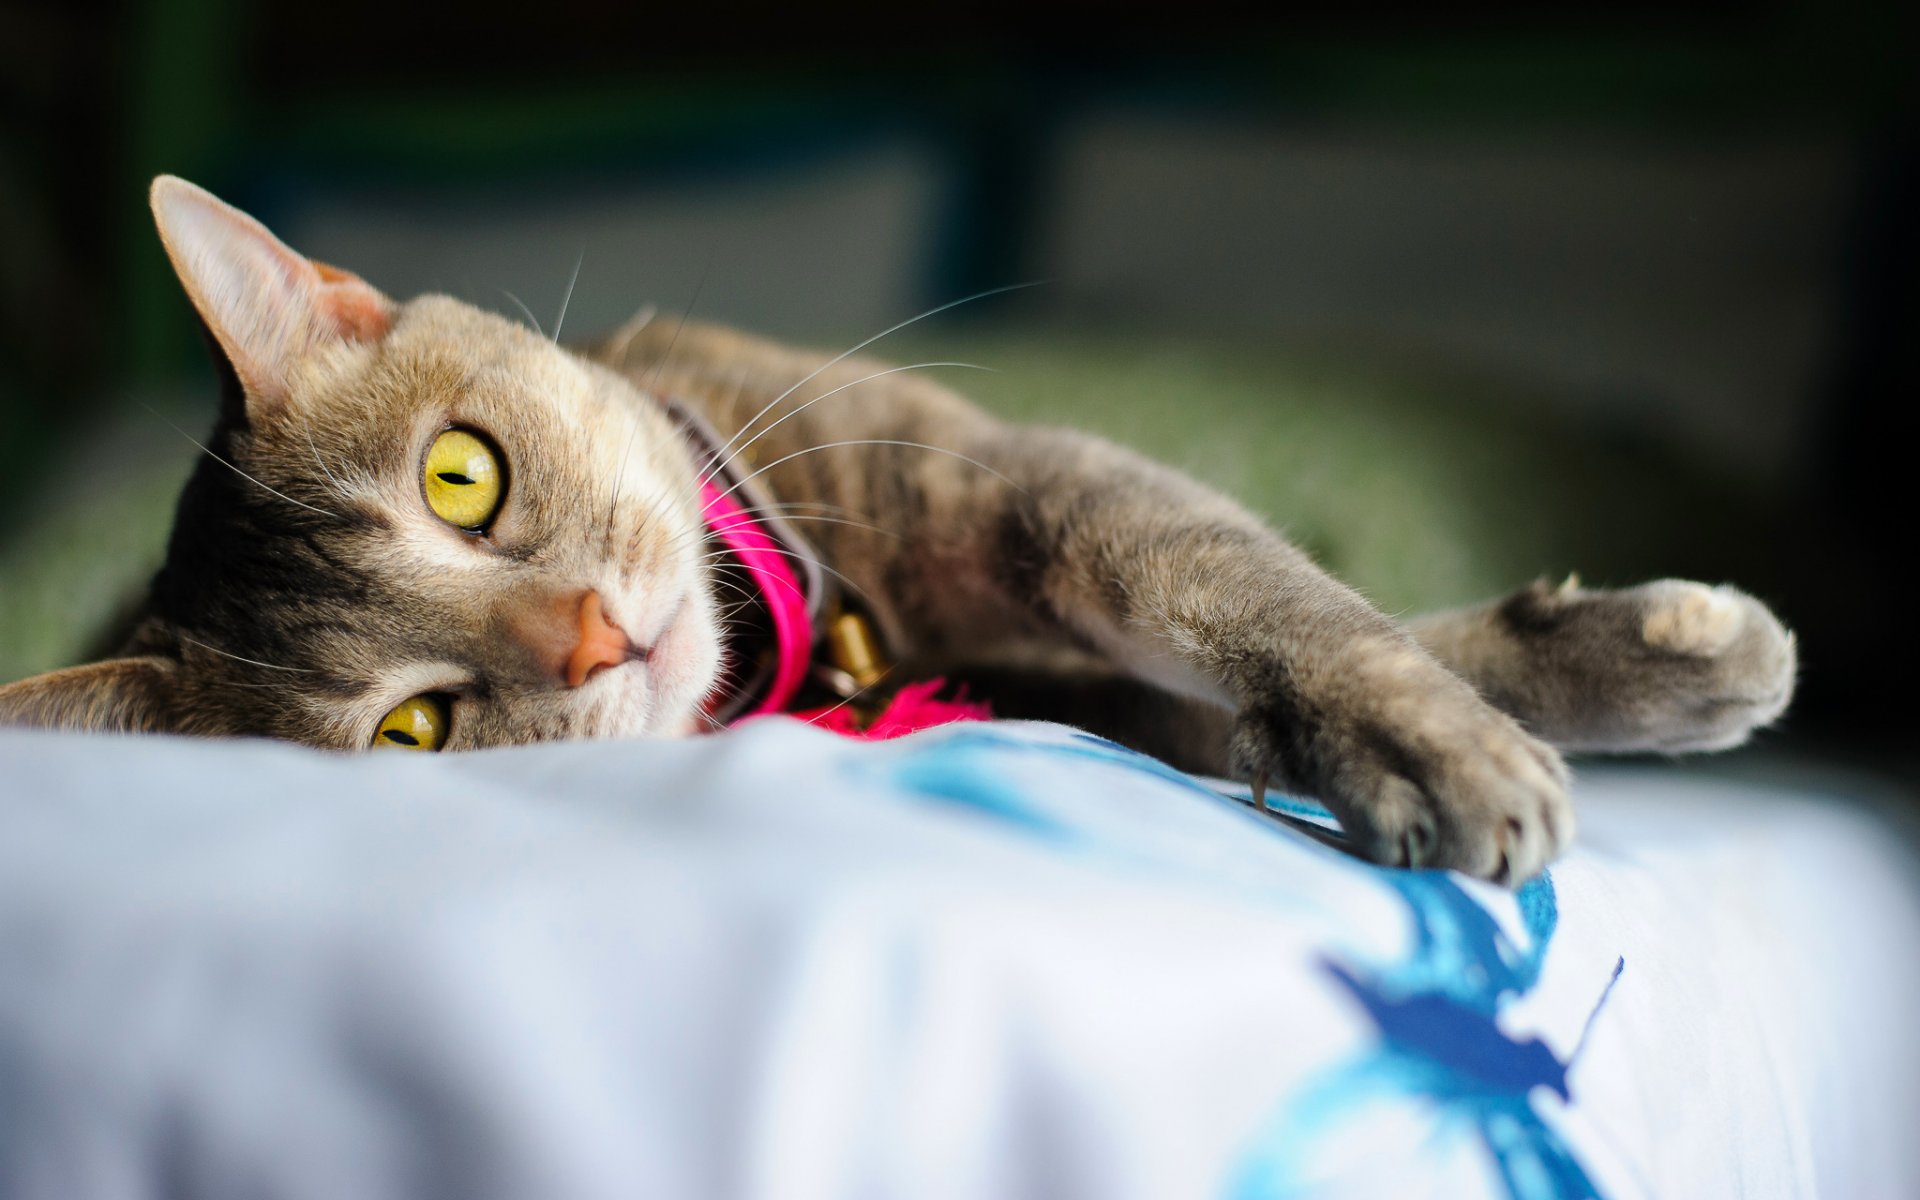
[677,396,990,739]
[698,478,813,718]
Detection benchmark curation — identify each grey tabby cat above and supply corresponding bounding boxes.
[0,177,1797,884]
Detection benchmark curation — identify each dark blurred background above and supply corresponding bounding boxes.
[1,1,1914,780]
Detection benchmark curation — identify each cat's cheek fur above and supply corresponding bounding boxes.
[639,601,725,736]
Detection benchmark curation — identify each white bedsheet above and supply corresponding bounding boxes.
[2,721,1916,1199]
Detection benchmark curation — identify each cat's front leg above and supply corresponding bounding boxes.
[955,429,1573,883]
[621,326,1574,882]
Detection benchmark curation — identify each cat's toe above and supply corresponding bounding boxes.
[1347,719,1571,884]
[1237,689,1575,885]
[1414,716,1573,884]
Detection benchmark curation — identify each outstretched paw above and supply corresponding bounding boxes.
[1235,649,1574,885]
[1503,577,1796,753]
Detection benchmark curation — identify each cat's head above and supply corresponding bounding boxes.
[0,177,726,748]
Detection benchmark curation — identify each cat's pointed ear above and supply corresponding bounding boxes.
[150,175,394,409]
[0,657,177,734]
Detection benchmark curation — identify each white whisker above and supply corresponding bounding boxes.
[553,251,584,344]
[705,281,1039,469]
[179,635,312,674]
[608,262,711,546]
[713,438,1025,510]
[734,513,903,540]
[696,541,876,608]
[699,361,991,488]
[495,287,545,337]
[705,577,761,606]
[141,403,337,519]
[303,419,354,505]
[796,665,898,728]
[658,497,867,550]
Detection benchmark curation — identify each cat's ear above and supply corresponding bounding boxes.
[150,175,394,410]
[0,657,177,734]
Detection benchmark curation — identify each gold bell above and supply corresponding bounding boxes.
[827,611,889,691]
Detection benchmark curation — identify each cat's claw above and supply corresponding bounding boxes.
[1233,654,1575,885]
[1402,810,1439,869]
[1631,581,1797,750]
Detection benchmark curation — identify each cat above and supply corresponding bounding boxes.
[0,176,1797,884]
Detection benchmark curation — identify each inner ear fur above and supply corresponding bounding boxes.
[0,657,177,734]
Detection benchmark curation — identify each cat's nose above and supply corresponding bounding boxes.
[566,590,638,688]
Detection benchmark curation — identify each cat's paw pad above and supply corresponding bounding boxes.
[1237,678,1573,885]
[1606,579,1796,752]
[1640,582,1749,656]
[1496,577,1796,753]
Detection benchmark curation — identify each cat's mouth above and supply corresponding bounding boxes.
[566,586,725,737]
[575,643,651,688]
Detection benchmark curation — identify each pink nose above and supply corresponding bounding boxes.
[566,591,635,688]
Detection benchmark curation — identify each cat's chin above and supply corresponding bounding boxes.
[633,608,725,739]
[659,713,711,738]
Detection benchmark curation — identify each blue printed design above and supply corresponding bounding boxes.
[1231,871,1615,1200]
[1059,732,1342,827]
[882,724,1344,843]
[874,725,1617,1200]
[888,736,1073,839]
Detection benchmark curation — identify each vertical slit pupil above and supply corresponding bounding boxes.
[384,729,420,746]
[438,472,475,485]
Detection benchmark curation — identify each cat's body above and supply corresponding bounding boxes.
[0,177,1798,884]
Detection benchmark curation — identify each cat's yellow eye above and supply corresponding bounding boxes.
[373,694,449,751]
[423,428,504,531]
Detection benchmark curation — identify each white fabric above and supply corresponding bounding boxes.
[1,721,1915,1200]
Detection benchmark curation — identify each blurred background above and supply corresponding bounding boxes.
[0,1,1914,785]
